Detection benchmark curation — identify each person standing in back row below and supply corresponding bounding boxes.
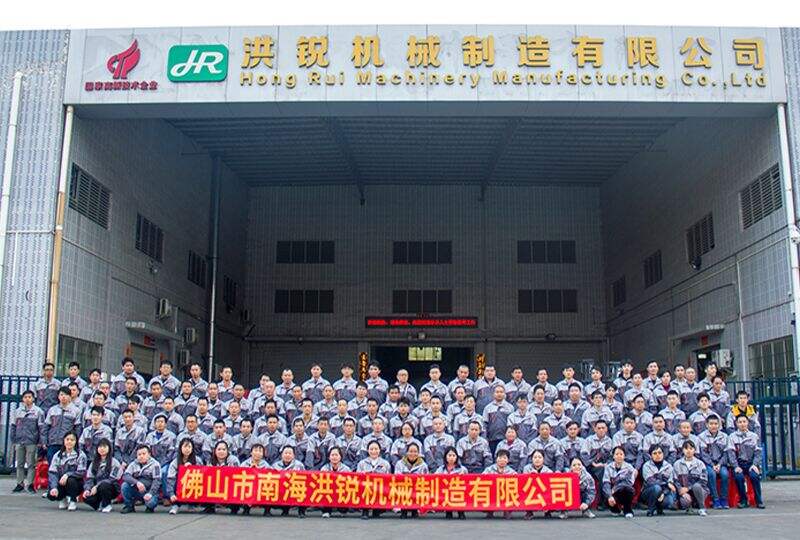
[10,390,43,493]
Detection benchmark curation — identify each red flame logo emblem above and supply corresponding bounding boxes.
[106,40,141,80]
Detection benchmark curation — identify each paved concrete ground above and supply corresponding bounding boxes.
[1,477,799,540]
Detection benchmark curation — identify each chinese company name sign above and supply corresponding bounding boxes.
[64,26,786,105]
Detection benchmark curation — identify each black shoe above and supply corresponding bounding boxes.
[445,511,453,519]
[656,508,664,516]
[281,508,290,516]
[646,510,655,517]
[738,501,749,509]
[756,503,765,509]
[458,512,466,520]
[242,507,251,515]
[361,510,370,520]
[401,510,408,519]
[263,507,271,516]
[12,484,24,493]
[121,506,135,514]
[145,507,154,513]
[27,485,36,494]
[202,506,216,514]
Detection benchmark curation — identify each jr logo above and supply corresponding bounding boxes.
[167,45,228,82]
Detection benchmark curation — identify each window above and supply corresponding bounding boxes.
[686,213,714,263]
[69,164,111,229]
[276,241,335,264]
[409,347,442,361]
[56,335,102,377]
[223,276,238,309]
[612,277,626,307]
[275,289,334,313]
[187,251,207,288]
[393,241,452,264]
[749,336,794,385]
[643,250,662,288]
[392,290,453,314]
[135,213,163,262]
[517,240,576,264]
[518,289,533,313]
[741,164,782,229]
[518,289,578,313]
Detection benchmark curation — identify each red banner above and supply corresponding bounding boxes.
[176,466,580,512]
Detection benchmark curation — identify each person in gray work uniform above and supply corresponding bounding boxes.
[82,438,123,512]
[121,444,162,513]
[10,390,43,493]
[47,432,86,511]
[602,446,637,518]
[673,440,709,516]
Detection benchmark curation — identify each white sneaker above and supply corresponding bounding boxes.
[698,509,708,516]
[322,512,330,518]
[68,499,77,511]
[58,499,67,510]
[585,510,596,519]
[101,505,113,513]
[169,506,179,515]
[624,513,634,519]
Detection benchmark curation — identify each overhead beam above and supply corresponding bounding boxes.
[481,118,520,201]
[325,117,366,205]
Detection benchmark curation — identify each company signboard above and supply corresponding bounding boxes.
[64,26,786,105]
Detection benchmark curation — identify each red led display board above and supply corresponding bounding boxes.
[365,317,478,328]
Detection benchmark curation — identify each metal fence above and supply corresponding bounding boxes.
[0,375,38,473]
[1,374,798,476]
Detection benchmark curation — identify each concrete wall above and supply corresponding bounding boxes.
[601,116,790,378]
[244,183,606,379]
[60,117,248,378]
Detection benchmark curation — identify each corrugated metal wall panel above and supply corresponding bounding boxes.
[248,341,359,383]
[495,341,604,379]
[0,30,68,375]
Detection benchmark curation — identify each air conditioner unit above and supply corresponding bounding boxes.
[712,349,734,369]
[604,361,621,381]
[177,349,191,365]
[157,298,172,319]
[184,327,197,345]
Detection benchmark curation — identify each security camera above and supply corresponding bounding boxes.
[690,256,702,271]
[790,225,800,245]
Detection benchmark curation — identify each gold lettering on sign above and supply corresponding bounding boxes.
[297,36,329,68]
[352,36,384,68]
[572,37,604,67]
[679,37,712,68]
[406,36,441,68]
[462,36,495,67]
[626,37,659,68]
[517,36,550,67]
[242,36,275,68]
[733,38,765,70]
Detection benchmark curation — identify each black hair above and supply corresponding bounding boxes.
[90,438,114,477]
[178,438,198,465]
[210,441,230,466]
